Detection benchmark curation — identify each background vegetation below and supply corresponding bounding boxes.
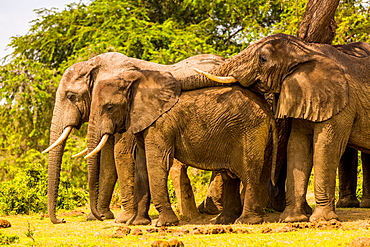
[0,0,369,215]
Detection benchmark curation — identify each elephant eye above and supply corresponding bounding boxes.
[66,93,77,102]
[104,103,115,113]
[259,55,267,64]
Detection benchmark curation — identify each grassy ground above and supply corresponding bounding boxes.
[1,206,370,246]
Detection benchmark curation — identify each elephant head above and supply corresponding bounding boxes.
[197,33,350,123]
[43,52,131,223]
[85,68,180,220]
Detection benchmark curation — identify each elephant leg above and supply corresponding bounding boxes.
[281,120,313,223]
[127,135,151,225]
[215,172,242,224]
[336,147,359,208]
[235,179,263,224]
[360,152,370,208]
[144,136,178,227]
[309,124,351,222]
[234,142,266,224]
[169,160,200,220]
[114,133,136,223]
[87,135,116,221]
[198,171,224,215]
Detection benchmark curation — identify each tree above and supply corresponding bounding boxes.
[297,0,340,44]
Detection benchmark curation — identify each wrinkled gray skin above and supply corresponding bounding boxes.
[202,33,370,222]
[46,52,225,224]
[334,43,370,209]
[87,68,277,226]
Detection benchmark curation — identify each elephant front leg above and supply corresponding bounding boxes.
[127,136,151,225]
[281,121,313,223]
[114,133,136,223]
[310,123,351,222]
[145,142,178,226]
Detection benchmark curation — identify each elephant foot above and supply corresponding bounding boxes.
[336,196,360,208]
[280,208,309,223]
[155,211,179,227]
[360,198,370,208]
[86,209,114,221]
[50,217,66,224]
[114,209,135,224]
[127,214,151,226]
[309,207,339,222]
[214,212,240,225]
[198,201,221,215]
[234,214,263,224]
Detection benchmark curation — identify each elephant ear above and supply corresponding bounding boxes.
[276,55,349,122]
[126,70,181,134]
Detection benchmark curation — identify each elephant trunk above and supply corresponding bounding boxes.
[179,55,242,90]
[86,125,104,221]
[47,107,68,224]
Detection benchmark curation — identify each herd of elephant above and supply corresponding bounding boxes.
[43,33,370,226]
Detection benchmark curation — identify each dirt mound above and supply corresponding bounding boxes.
[0,219,11,228]
[349,237,370,247]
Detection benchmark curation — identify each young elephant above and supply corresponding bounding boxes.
[196,33,370,223]
[86,68,277,226]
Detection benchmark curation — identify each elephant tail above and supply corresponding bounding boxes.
[270,118,278,187]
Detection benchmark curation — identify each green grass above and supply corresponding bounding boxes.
[1,207,370,246]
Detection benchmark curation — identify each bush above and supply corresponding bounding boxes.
[0,148,88,216]
[0,232,19,245]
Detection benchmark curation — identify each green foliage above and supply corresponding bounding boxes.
[334,1,370,44]
[0,0,369,215]
[0,232,19,245]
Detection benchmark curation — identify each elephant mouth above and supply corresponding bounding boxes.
[250,79,267,92]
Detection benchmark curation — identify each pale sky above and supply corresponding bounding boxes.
[0,0,89,61]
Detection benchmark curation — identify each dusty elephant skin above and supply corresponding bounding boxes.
[86,68,278,226]
[335,43,370,209]
[198,33,370,223]
[43,52,225,224]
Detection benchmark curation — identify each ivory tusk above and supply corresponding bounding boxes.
[42,126,73,153]
[84,134,110,159]
[71,148,88,158]
[194,68,238,83]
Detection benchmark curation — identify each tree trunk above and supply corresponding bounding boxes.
[297,0,339,44]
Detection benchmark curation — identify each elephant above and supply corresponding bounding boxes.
[334,42,370,209]
[194,33,370,222]
[85,67,278,226]
[42,51,225,224]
